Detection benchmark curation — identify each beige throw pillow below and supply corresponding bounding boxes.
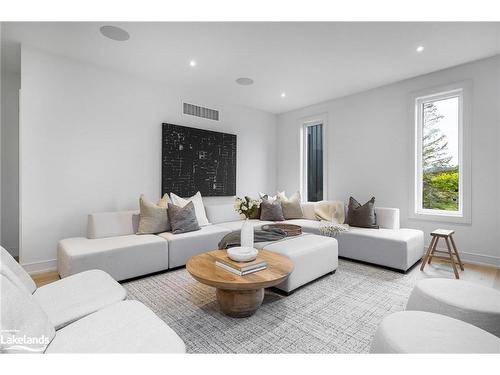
[277,191,304,219]
[137,194,170,234]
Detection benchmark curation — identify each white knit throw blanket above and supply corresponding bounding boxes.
[314,200,345,224]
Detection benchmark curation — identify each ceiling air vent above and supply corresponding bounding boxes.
[183,102,220,121]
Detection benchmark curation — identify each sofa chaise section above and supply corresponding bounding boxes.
[58,211,169,281]
[336,228,424,271]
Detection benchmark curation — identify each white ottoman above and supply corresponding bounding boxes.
[406,279,500,337]
[370,311,500,353]
[261,234,338,293]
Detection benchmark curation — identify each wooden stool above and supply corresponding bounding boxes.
[420,229,464,279]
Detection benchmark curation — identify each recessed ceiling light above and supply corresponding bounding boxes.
[281,92,286,98]
[235,77,254,86]
[189,60,197,67]
[416,45,424,53]
[99,25,130,42]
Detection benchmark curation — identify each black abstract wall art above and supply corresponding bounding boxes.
[162,123,237,197]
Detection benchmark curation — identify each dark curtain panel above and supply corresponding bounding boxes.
[307,124,323,202]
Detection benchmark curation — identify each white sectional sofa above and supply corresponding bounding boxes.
[58,201,424,290]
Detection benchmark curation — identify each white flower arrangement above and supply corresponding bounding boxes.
[234,196,262,219]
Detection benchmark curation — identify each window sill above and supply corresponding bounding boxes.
[408,211,471,225]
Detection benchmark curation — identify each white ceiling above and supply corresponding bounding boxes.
[2,22,499,114]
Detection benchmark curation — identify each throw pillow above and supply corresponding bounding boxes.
[167,201,201,234]
[137,195,170,234]
[260,198,285,221]
[170,191,210,226]
[277,191,303,219]
[158,193,172,208]
[347,196,379,229]
[259,192,278,202]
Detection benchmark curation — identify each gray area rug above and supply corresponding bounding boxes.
[123,259,419,353]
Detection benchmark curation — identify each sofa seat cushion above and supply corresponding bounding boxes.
[337,227,424,271]
[158,225,231,268]
[262,234,338,293]
[58,235,169,281]
[45,300,186,353]
[370,311,500,353]
[33,270,127,330]
[217,219,273,232]
[406,279,500,337]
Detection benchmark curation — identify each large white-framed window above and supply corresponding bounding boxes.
[300,114,328,202]
[411,81,471,224]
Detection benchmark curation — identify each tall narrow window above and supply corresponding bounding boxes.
[303,122,324,202]
[415,89,463,217]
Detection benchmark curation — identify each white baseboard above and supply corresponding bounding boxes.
[428,247,500,268]
[21,259,57,275]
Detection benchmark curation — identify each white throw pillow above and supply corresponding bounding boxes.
[170,191,210,226]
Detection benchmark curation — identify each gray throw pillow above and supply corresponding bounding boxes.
[347,196,379,229]
[168,201,201,234]
[260,199,285,221]
[137,195,170,234]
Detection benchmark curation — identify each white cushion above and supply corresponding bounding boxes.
[371,311,500,353]
[205,204,241,224]
[87,210,139,239]
[158,225,231,268]
[170,191,210,226]
[58,235,169,281]
[46,301,186,353]
[406,279,500,337]
[33,270,127,330]
[263,234,338,293]
[337,227,424,271]
[0,275,55,353]
[1,246,37,294]
[374,207,400,230]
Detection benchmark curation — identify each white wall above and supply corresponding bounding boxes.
[20,46,277,272]
[1,70,20,256]
[277,55,500,267]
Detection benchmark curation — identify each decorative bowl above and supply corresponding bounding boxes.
[227,246,258,262]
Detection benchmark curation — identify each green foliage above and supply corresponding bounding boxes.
[423,168,459,211]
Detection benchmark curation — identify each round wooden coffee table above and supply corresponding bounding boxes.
[186,250,294,318]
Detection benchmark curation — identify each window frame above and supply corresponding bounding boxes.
[299,113,328,203]
[410,81,472,224]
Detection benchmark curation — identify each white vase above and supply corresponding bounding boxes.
[240,218,254,249]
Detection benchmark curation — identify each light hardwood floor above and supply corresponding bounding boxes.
[31,260,500,289]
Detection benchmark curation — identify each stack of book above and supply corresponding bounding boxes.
[214,253,267,276]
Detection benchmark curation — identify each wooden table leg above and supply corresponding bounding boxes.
[445,237,460,279]
[449,235,465,271]
[421,236,437,270]
[216,288,264,318]
[428,236,439,264]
